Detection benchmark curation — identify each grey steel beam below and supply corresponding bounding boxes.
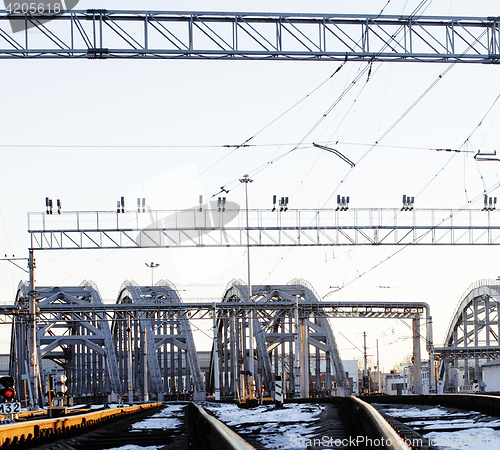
[434,346,500,360]
[1,11,500,62]
[27,207,500,249]
[0,300,429,316]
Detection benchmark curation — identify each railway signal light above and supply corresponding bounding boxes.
[402,194,414,211]
[117,196,125,213]
[336,195,349,211]
[217,197,226,212]
[45,197,53,214]
[56,374,68,395]
[0,376,16,401]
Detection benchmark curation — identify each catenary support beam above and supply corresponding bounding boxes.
[28,207,500,249]
[1,11,500,62]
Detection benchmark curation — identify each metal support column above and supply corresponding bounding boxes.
[27,250,39,410]
[294,295,301,397]
[127,315,133,404]
[142,327,149,402]
[212,304,220,400]
[413,317,422,394]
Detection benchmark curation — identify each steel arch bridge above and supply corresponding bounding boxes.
[10,279,205,405]
[10,280,121,405]
[114,280,205,401]
[207,278,347,400]
[436,279,500,392]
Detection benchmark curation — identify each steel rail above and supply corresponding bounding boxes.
[0,403,162,448]
[193,403,256,450]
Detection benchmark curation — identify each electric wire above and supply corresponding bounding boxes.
[416,93,500,200]
[398,318,428,344]
[339,331,364,354]
[212,1,430,198]
[227,1,436,192]
[253,0,437,292]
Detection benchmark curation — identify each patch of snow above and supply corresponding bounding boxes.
[131,417,182,430]
[378,404,500,450]
[130,404,184,430]
[107,446,162,450]
[381,406,470,418]
[425,427,500,449]
[204,403,326,450]
[205,403,325,426]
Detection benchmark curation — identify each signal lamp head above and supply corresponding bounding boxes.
[0,376,14,388]
[0,387,16,401]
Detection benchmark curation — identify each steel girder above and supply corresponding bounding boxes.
[10,281,43,405]
[438,280,500,389]
[1,11,500,62]
[80,280,122,399]
[208,279,347,399]
[116,281,164,401]
[155,279,205,401]
[115,280,205,401]
[287,278,346,396]
[11,282,122,403]
[28,208,500,250]
[0,299,433,321]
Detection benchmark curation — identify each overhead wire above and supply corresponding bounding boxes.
[230,1,436,189]
[338,331,364,354]
[320,20,497,296]
[208,60,350,199]
[211,0,419,198]
[253,0,437,291]
[416,92,500,200]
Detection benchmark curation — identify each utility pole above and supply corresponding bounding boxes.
[363,331,367,394]
[376,339,380,394]
[239,174,255,399]
[127,315,134,405]
[212,303,220,401]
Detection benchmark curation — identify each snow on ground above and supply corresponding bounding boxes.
[425,428,500,450]
[204,403,325,450]
[107,446,162,450]
[131,403,184,431]
[382,406,471,419]
[379,404,500,449]
[68,403,123,410]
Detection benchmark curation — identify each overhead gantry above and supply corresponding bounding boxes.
[436,279,500,391]
[208,279,347,400]
[1,11,500,63]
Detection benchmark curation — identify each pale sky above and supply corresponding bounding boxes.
[2,0,500,371]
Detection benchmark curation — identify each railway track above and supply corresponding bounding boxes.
[7,403,210,450]
[363,394,500,449]
[0,398,416,450]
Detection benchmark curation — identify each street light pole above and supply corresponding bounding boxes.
[145,262,160,286]
[239,175,253,299]
[239,174,255,398]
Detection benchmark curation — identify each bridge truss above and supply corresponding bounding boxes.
[3,280,433,402]
[10,279,206,405]
[436,280,500,392]
[11,281,122,406]
[1,11,500,63]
